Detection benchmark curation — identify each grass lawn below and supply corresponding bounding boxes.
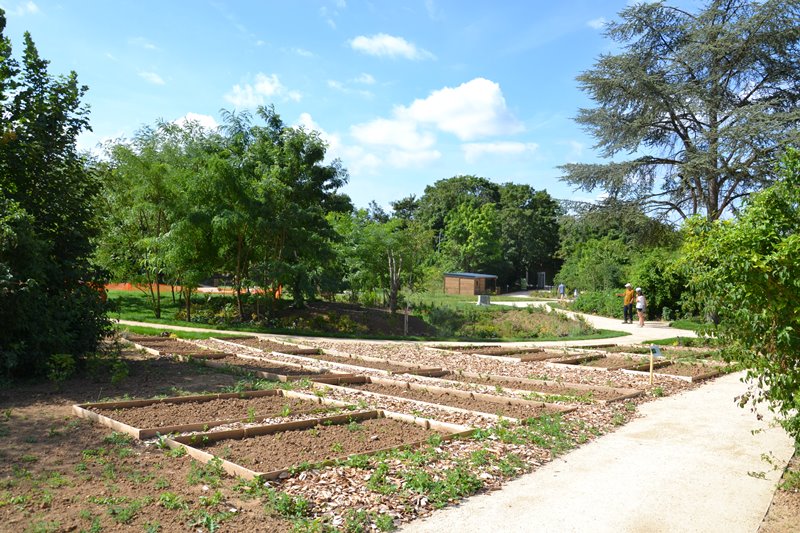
[116,324,250,340]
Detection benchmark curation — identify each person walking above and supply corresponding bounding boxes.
[635,287,647,327]
[557,283,566,301]
[619,283,635,324]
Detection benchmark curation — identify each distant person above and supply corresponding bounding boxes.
[557,283,566,301]
[636,287,647,327]
[573,288,579,299]
[618,283,635,324]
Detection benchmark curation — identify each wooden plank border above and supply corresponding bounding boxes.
[161,409,474,481]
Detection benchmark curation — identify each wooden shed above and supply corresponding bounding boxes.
[443,272,498,296]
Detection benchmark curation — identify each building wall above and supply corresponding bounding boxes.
[444,276,478,295]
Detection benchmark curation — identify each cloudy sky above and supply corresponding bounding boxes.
[0,0,699,209]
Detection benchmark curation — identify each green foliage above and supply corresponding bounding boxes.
[683,148,800,441]
[627,248,687,318]
[0,13,111,378]
[555,237,628,291]
[570,290,622,318]
[418,302,595,339]
[561,0,800,220]
[46,354,76,385]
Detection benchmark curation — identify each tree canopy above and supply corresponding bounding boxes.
[0,11,110,377]
[561,0,800,220]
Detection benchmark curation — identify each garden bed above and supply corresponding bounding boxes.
[224,337,322,355]
[286,350,445,377]
[426,345,565,362]
[421,371,642,403]
[163,410,473,481]
[188,353,358,382]
[549,354,670,372]
[127,336,228,358]
[72,389,354,439]
[323,376,573,421]
[621,363,723,382]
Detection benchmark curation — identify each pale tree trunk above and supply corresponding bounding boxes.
[387,250,402,314]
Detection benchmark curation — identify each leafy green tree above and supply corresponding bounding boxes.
[497,184,561,287]
[558,199,679,259]
[555,236,629,291]
[683,148,800,440]
[246,106,350,308]
[627,248,687,320]
[440,202,502,273]
[0,12,110,377]
[98,122,187,318]
[561,0,800,220]
[416,175,500,237]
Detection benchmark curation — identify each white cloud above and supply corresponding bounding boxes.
[335,144,381,175]
[138,71,165,85]
[387,149,441,168]
[173,112,219,131]
[350,33,434,60]
[399,77,523,140]
[129,37,157,50]
[224,73,301,108]
[13,1,39,15]
[5,1,39,16]
[462,141,538,163]
[351,118,435,151]
[587,17,607,29]
[293,47,313,57]
[354,73,375,85]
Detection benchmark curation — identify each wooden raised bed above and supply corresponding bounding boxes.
[183,352,360,383]
[413,370,642,403]
[548,354,670,372]
[621,363,723,382]
[316,375,574,422]
[425,345,554,362]
[72,389,356,440]
[280,349,447,378]
[215,337,322,355]
[129,338,228,359]
[161,409,474,481]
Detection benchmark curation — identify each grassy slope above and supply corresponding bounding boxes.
[109,290,626,342]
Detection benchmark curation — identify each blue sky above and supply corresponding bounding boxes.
[0,0,696,209]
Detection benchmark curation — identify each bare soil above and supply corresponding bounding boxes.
[759,454,800,533]
[649,363,722,378]
[128,336,227,357]
[342,381,559,419]
[90,395,328,429]
[293,352,437,374]
[439,373,626,401]
[580,356,651,370]
[201,417,442,473]
[0,354,295,532]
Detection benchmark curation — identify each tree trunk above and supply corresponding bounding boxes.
[387,250,402,313]
[184,287,192,322]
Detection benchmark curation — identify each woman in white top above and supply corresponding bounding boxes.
[635,287,646,327]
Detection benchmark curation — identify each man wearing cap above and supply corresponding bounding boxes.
[618,283,635,324]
